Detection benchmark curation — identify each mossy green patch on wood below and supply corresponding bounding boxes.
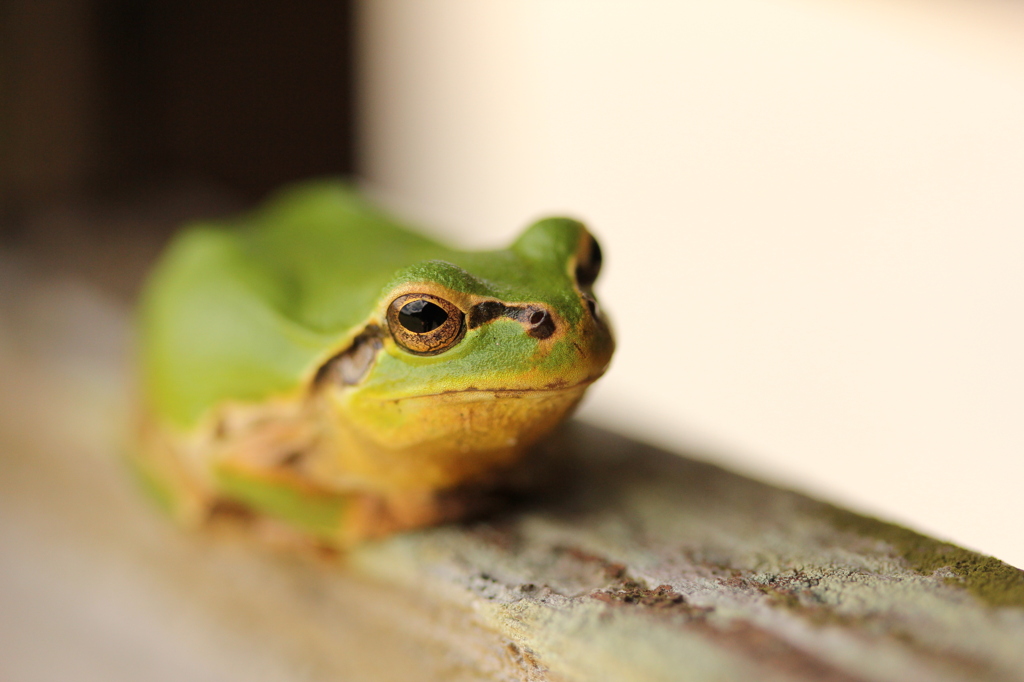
[820,503,1024,608]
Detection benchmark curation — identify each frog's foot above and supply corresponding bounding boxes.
[200,471,490,549]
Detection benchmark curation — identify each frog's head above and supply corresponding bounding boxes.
[312,218,614,492]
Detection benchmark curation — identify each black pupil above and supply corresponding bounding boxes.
[398,300,449,333]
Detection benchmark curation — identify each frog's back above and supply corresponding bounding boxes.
[139,181,444,428]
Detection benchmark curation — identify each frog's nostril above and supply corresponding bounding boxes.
[584,295,599,320]
[523,307,556,340]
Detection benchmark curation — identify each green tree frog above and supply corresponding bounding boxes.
[135,180,613,547]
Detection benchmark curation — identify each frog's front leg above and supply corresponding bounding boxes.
[137,401,477,548]
[204,405,475,547]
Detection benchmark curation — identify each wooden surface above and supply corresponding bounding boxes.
[2,252,1023,682]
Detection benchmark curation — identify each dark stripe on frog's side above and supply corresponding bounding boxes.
[314,324,385,387]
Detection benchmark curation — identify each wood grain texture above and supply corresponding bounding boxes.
[1,254,1022,682]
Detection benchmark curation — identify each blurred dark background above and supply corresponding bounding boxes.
[0,0,356,296]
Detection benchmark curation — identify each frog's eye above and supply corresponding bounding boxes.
[575,233,603,288]
[387,293,465,355]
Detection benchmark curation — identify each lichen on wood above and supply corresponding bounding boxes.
[820,503,1024,608]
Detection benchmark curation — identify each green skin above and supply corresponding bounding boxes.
[137,180,614,544]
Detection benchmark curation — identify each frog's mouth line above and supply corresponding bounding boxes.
[388,376,602,403]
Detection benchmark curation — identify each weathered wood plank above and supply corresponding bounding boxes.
[1,256,1022,682]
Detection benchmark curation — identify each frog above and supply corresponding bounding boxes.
[134,180,613,548]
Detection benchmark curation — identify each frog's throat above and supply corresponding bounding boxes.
[320,380,590,492]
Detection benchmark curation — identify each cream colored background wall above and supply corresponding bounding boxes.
[357,0,1024,567]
